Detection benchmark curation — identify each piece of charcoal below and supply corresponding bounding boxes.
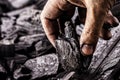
[13,65,31,80]
[55,38,81,71]
[1,16,16,38]
[107,60,120,80]
[64,21,77,39]
[15,41,35,58]
[24,53,59,79]
[15,34,47,57]
[14,54,28,64]
[35,40,55,56]
[16,9,44,35]
[19,34,46,45]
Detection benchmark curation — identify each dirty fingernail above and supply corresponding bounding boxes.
[81,44,94,55]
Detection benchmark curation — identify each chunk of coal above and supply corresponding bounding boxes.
[14,54,28,64]
[16,9,44,35]
[13,65,31,80]
[35,40,55,56]
[24,53,59,79]
[15,42,35,58]
[55,38,81,71]
[19,34,46,44]
[1,16,16,38]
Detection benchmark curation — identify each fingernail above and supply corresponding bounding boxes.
[81,44,94,55]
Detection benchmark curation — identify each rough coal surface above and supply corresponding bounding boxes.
[24,53,59,79]
[56,38,81,71]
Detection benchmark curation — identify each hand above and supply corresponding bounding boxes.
[79,3,119,56]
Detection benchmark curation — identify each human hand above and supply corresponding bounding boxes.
[79,0,119,55]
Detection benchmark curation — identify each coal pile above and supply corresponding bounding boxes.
[0,0,120,80]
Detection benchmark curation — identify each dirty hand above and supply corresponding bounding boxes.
[79,0,119,55]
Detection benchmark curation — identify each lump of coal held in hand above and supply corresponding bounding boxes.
[55,38,81,71]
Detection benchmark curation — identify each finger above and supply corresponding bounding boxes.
[99,11,119,40]
[80,30,98,56]
[104,11,119,27]
[81,43,96,56]
[80,5,107,56]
